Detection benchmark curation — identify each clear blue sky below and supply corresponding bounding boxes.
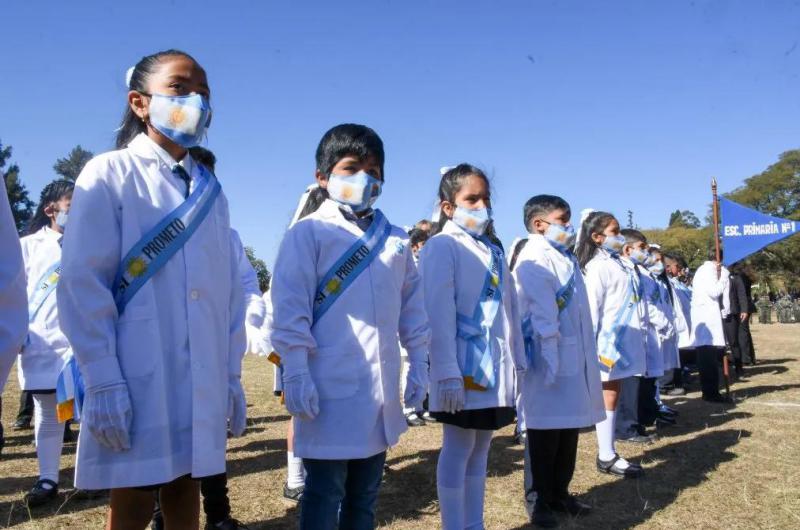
[2,1,799,267]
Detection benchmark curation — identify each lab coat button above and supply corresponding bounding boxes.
[190,290,199,300]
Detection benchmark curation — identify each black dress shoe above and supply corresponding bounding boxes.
[206,518,250,530]
[550,494,591,516]
[532,500,558,527]
[618,433,654,445]
[405,412,425,427]
[24,479,59,507]
[13,418,32,430]
[597,454,643,478]
[283,483,303,503]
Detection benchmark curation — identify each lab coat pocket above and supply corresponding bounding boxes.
[556,337,579,377]
[117,316,158,379]
[311,346,362,400]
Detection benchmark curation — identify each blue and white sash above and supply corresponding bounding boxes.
[457,238,504,391]
[312,209,391,324]
[522,246,578,366]
[597,258,641,370]
[55,352,84,423]
[112,164,221,315]
[28,261,61,322]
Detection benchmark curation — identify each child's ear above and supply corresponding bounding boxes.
[129,90,148,121]
[315,169,328,189]
[590,231,605,246]
[441,200,455,219]
[43,202,56,219]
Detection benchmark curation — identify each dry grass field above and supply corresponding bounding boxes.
[2,322,799,529]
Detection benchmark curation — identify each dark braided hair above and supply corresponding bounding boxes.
[575,211,617,271]
[26,179,74,235]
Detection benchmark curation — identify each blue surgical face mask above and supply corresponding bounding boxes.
[453,206,491,237]
[55,210,69,230]
[148,93,212,148]
[544,222,576,250]
[602,234,626,254]
[630,248,649,265]
[327,171,382,212]
[648,261,665,276]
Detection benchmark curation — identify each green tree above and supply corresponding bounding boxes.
[53,145,94,181]
[1,141,34,233]
[642,226,712,270]
[245,246,271,293]
[668,209,701,228]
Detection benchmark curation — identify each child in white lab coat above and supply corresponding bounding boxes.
[663,253,693,394]
[58,49,245,530]
[511,195,604,527]
[17,179,74,506]
[270,124,430,529]
[575,211,646,478]
[419,164,526,530]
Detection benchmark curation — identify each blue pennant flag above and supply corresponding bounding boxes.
[720,197,799,266]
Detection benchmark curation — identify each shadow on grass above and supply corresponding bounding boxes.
[733,383,800,401]
[508,428,750,530]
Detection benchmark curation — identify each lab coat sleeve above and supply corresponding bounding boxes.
[643,276,671,336]
[397,246,430,365]
[57,158,125,389]
[227,231,247,378]
[583,261,605,340]
[505,269,528,372]
[0,176,27,391]
[514,257,559,373]
[231,229,267,327]
[270,221,319,377]
[418,238,461,382]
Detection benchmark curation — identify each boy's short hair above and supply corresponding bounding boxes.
[315,124,385,179]
[523,195,571,231]
[620,228,647,246]
[708,245,723,261]
[409,228,430,248]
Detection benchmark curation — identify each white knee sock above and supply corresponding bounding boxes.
[437,424,476,530]
[287,451,305,489]
[33,393,65,485]
[595,410,616,462]
[463,430,492,530]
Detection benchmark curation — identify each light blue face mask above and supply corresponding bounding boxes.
[630,248,649,265]
[55,210,69,230]
[327,171,382,212]
[602,234,626,254]
[453,206,491,237]
[648,261,665,276]
[148,93,212,148]
[544,222,576,250]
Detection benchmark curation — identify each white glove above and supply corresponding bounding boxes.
[227,376,247,437]
[403,361,429,410]
[438,377,465,414]
[283,373,320,421]
[83,382,133,452]
[540,336,559,386]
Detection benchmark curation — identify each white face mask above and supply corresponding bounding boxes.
[648,261,665,276]
[327,171,382,212]
[55,210,69,230]
[602,234,625,254]
[452,206,492,237]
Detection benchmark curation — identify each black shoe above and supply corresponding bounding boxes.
[514,431,528,446]
[63,426,77,444]
[655,417,676,428]
[550,495,591,516]
[24,479,59,507]
[13,418,32,430]
[618,433,654,445]
[151,511,164,530]
[405,412,425,427]
[421,411,436,423]
[532,500,558,528]
[206,518,250,530]
[666,387,686,396]
[283,483,303,503]
[597,454,643,478]
[703,394,732,404]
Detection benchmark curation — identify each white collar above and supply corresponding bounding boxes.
[128,133,193,175]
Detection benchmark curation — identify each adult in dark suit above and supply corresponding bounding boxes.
[724,263,756,375]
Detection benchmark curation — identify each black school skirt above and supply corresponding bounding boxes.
[431,406,516,431]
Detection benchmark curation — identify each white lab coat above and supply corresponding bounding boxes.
[584,249,647,381]
[637,266,670,378]
[419,220,526,413]
[230,228,267,355]
[58,134,245,489]
[0,175,27,393]
[654,275,680,371]
[270,199,430,460]
[513,235,604,429]
[690,261,729,348]
[18,227,71,390]
[669,278,693,349]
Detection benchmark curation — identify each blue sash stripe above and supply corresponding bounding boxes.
[112,165,221,315]
[457,238,503,390]
[56,353,84,422]
[28,261,62,322]
[312,210,392,324]
[597,259,640,369]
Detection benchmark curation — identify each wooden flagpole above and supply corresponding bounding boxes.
[712,178,731,398]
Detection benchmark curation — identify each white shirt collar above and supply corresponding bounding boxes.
[132,133,194,176]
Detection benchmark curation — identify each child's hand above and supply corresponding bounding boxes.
[438,378,465,414]
[82,382,133,452]
[283,373,320,421]
[404,361,429,410]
